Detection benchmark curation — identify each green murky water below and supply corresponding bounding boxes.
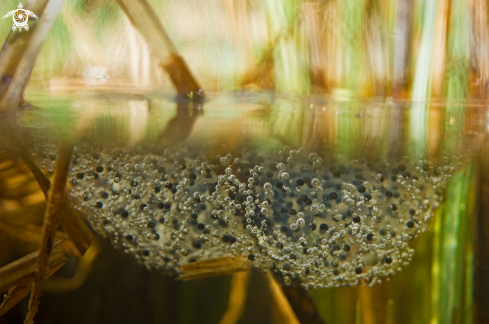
[1,92,487,323]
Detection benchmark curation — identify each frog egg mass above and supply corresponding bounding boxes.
[34,144,468,290]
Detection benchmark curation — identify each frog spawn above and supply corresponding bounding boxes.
[33,144,467,289]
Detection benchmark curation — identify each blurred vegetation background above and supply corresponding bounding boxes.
[0,0,483,98]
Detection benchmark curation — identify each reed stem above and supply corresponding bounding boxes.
[24,143,72,324]
[116,0,205,100]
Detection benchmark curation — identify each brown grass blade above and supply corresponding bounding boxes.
[303,3,325,90]
[19,146,50,195]
[116,0,204,99]
[0,241,65,293]
[264,272,300,324]
[0,217,80,257]
[57,205,95,255]
[218,270,250,324]
[179,256,250,281]
[24,143,72,324]
[0,253,67,316]
[279,285,325,324]
[42,239,101,292]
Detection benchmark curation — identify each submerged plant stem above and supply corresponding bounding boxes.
[19,145,94,255]
[218,271,250,324]
[431,164,473,324]
[24,143,72,324]
[0,248,66,316]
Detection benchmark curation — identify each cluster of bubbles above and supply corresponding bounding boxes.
[33,143,468,289]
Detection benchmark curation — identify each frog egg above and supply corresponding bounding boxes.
[32,142,470,288]
[279,172,289,180]
[297,218,305,228]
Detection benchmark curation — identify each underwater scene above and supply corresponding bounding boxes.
[0,0,488,324]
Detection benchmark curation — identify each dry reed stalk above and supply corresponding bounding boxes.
[218,271,250,324]
[392,0,414,97]
[321,1,339,91]
[179,256,250,281]
[59,196,94,255]
[0,0,65,111]
[19,146,51,194]
[24,143,72,324]
[0,150,46,211]
[303,2,325,90]
[14,143,101,294]
[264,273,300,324]
[0,241,65,293]
[0,217,80,257]
[116,0,204,100]
[469,0,489,99]
[365,1,390,96]
[279,285,325,324]
[42,240,101,292]
[0,246,66,316]
[19,145,95,255]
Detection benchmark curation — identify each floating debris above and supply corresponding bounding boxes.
[34,143,468,289]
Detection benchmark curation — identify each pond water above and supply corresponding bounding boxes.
[1,92,487,323]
